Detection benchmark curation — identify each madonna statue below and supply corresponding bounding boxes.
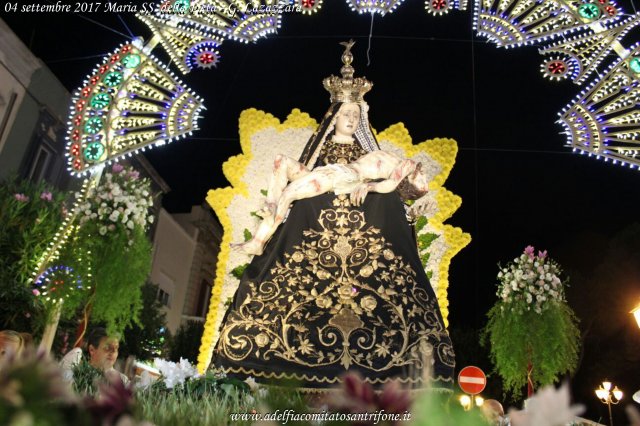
[211,41,455,392]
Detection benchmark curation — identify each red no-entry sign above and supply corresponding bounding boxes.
[458,366,486,395]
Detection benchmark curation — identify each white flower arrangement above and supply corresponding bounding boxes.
[497,246,566,314]
[153,357,201,389]
[78,164,154,240]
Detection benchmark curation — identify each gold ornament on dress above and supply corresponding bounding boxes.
[214,195,454,385]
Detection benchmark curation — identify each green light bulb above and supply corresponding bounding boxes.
[578,3,601,20]
[122,54,141,69]
[104,72,123,87]
[90,93,110,110]
[84,117,104,134]
[83,142,105,161]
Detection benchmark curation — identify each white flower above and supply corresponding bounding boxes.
[153,357,199,389]
[99,226,107,235]
[508,382,584,426]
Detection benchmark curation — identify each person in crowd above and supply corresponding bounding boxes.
[481,399,509,425]
[0,330,28,362]
[60,327,129,385]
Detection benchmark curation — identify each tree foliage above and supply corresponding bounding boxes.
[484,301,580,398]
[120,281,170,360]
[169,321,205,364]
[68,223,151,335]
[0,177,68,331]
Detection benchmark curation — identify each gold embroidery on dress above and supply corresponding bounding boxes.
[216,195,454,384]
[318,139,367,165]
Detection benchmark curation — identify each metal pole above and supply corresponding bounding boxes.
[608,398,613,426]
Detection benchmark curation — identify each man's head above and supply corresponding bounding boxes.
[87,327,120,371]
[397,162,428,201]
[481,399,505,424]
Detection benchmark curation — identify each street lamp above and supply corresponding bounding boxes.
[631,304,640,329]
[595,380,623,426]
[459,394,484,411]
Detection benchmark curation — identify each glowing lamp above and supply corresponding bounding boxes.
[596,380,623,426]
[613,387,623,401]
[459,395,471,410]
[631,304,640,328]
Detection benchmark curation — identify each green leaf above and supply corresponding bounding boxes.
[243,229,252,242]
[260,189,267,196]
[415,216,428,233]
[231,263,248,279]
[418,232,438,248]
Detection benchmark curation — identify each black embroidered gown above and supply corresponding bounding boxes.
[211,117,455,392]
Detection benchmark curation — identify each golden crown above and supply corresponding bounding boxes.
[323,40,373,103]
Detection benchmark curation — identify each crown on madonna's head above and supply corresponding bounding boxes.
[323,40,373,103]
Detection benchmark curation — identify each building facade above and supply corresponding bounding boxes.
[0,18,71,189]
[150,204,222,334]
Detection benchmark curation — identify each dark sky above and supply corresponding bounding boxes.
[6,1,640,332]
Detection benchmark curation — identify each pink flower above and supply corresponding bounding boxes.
[112,163,124,173]
[40,191,53,202]
[524,245,535,260]
[538,250,547,259]
[14,193,29,202]
[127,170,140,180]
[32,289,41,296]
[84,370,135,424]
[327,372,412,422]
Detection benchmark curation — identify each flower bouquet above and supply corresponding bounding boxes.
[484,246,580,398]
[65,164,154,334]
[78,164,154,240]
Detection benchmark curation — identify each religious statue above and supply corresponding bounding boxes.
[211,40,455,392]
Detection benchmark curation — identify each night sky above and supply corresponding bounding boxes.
[5,0,640,413]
